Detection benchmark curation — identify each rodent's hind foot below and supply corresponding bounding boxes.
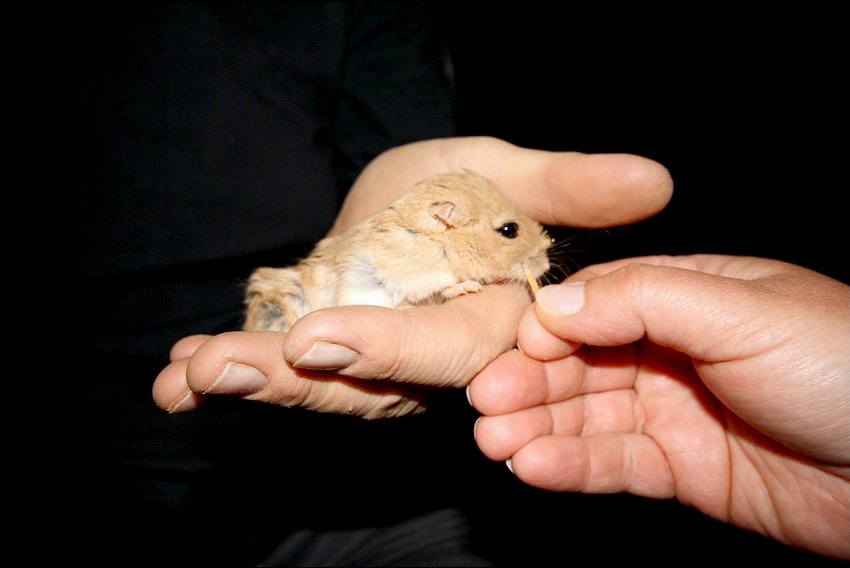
[243,267,307,331]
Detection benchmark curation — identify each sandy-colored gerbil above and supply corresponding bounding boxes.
[244,170,552,331]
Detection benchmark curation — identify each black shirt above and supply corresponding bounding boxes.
[39,4,478,564]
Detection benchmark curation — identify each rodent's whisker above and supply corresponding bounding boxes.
[539,227,620,285]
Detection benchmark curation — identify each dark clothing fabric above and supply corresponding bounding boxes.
[258,508,490,567]
[62,2,456,358]
[36,4,492,565]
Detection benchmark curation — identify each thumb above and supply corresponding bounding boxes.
[526,255,850,467]
[526,257,775,362]
[283,283,531,387]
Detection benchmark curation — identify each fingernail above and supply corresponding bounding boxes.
[465,385,473,406]
[506,459,514,474]
[473,417,481,440]
[204,363,268,395]
[536,282,586,317]
[167,392,195,413]
[292,341,359,370]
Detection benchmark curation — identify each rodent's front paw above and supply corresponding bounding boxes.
[441,280,483,300]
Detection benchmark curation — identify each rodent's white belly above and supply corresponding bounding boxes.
[337,269,456,308]
[339,249,456,308]
[338,286,395,308]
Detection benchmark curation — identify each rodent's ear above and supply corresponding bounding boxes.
[429,201,473,230]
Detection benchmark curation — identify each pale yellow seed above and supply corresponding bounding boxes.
[523,263,540,294]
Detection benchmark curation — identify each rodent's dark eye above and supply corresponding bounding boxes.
[497,222,519,239]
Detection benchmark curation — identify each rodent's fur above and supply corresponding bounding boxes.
[244,170,552,331]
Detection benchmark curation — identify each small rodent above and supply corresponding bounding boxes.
[243,169,552,331]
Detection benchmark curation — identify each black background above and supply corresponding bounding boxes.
[448,7,846,285]
[23,5,846,566]
[446,6,846,565]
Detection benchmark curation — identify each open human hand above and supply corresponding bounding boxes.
[469,254,850,559]
[152,136,673,419]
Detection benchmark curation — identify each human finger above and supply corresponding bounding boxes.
[152,357,205,413]
[468,343,640,416]
[330,137,673,235]
[152,331,429,419]
[283,282,531,387]
[474,388,640,462]
[168,334,212,361]
[515,302,579,362]
[532,256,850,464]
[531,258,784,354]
[507,433,675,498]
[151,335,215,412]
